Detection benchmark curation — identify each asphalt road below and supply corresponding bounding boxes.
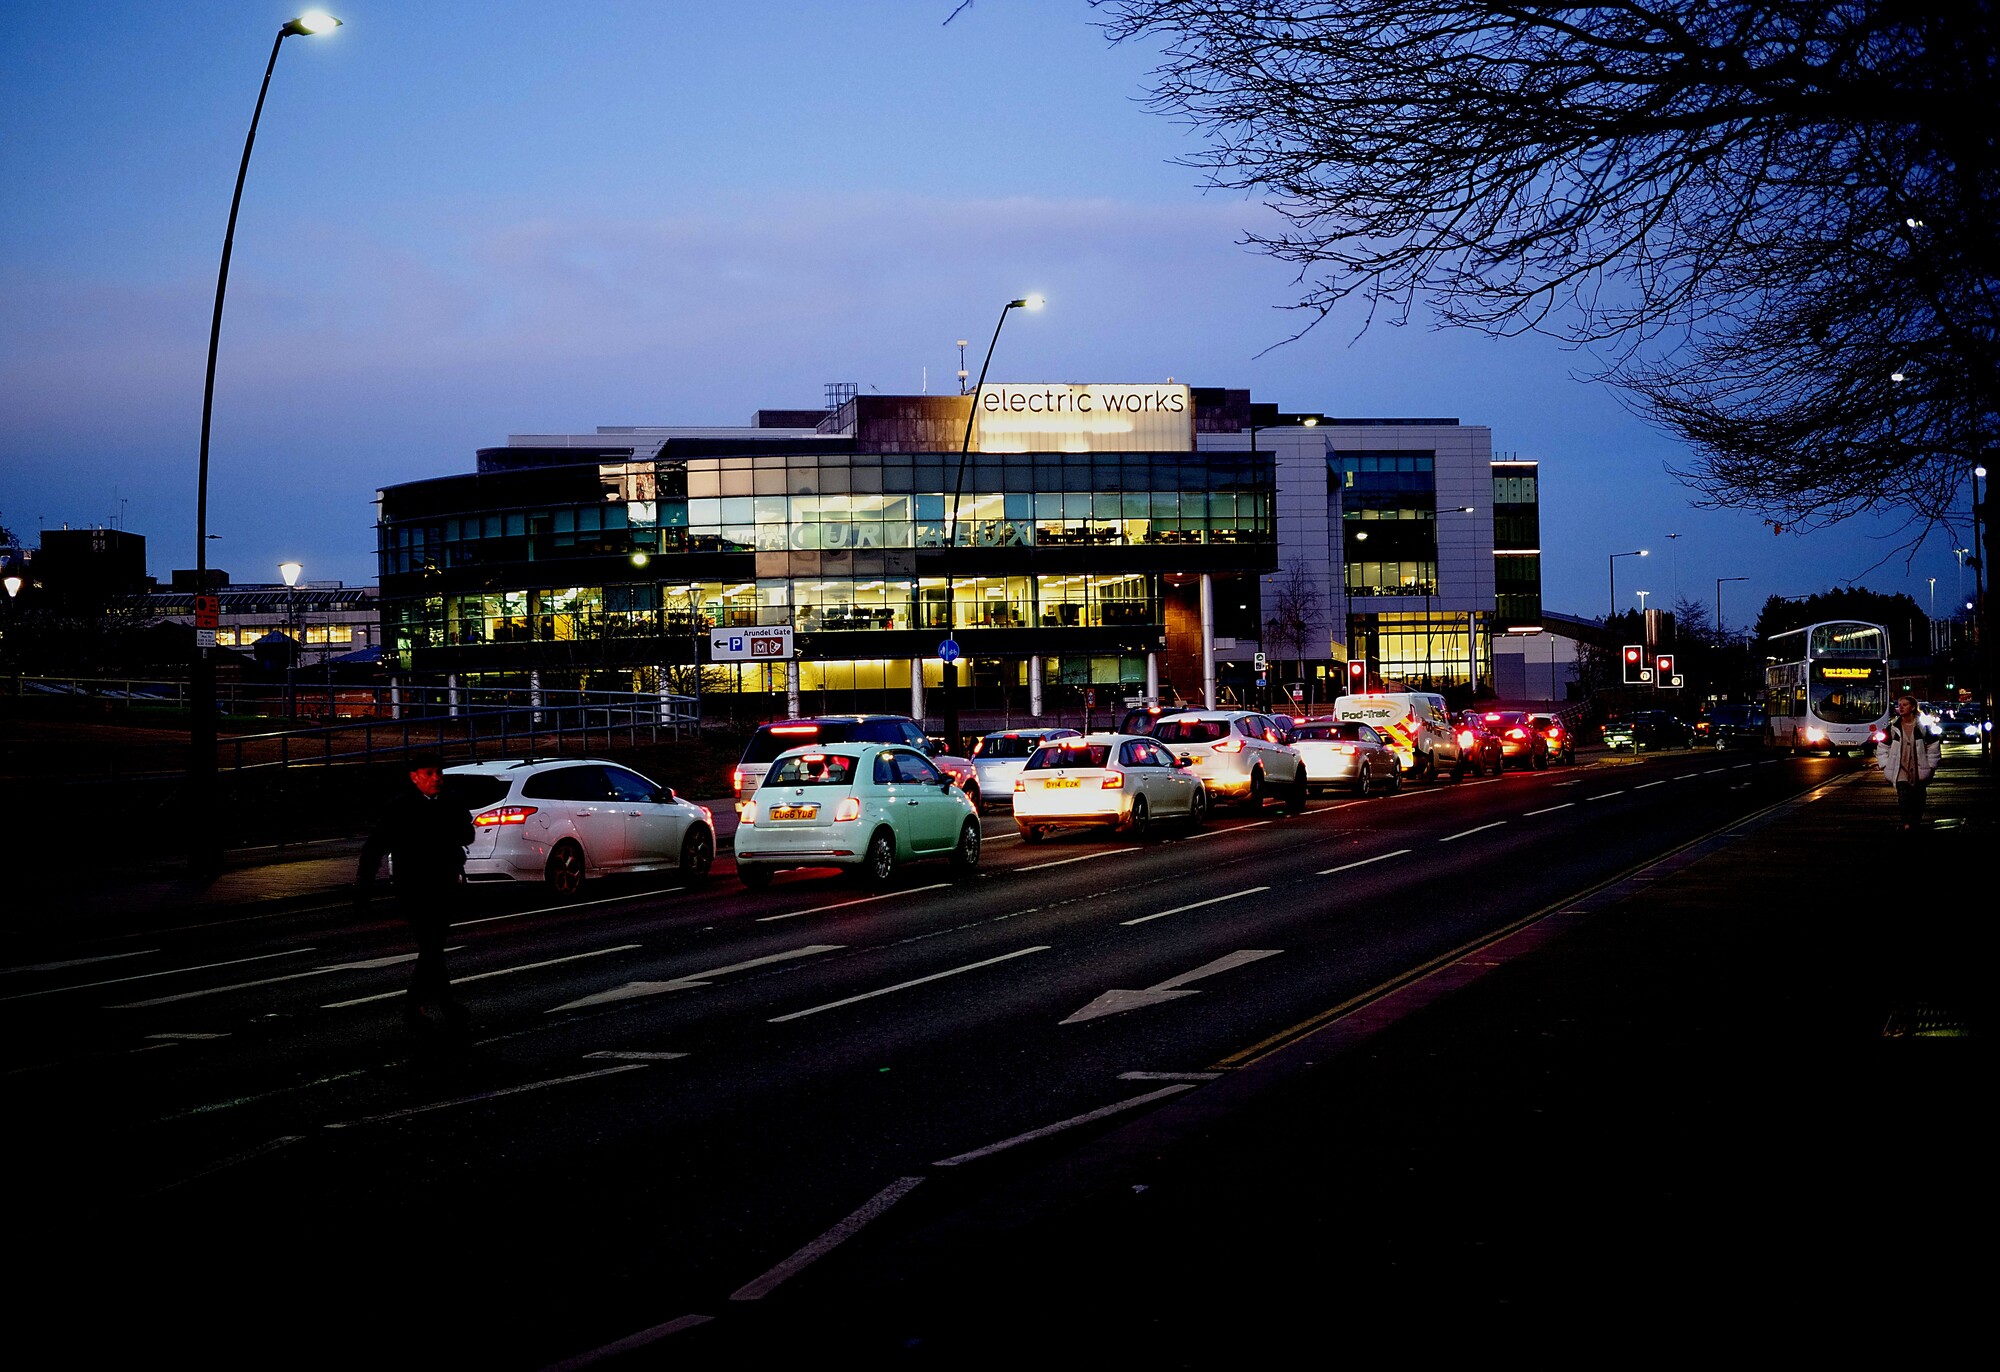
[3,743,1858,1368]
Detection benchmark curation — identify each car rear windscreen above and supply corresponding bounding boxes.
[1153,718,1229,744]
[768,752,860,786]
[444,775,512,810]
[978,735,1046,759]
[1025,744,1113,769]
[1293,722,1363,741]
[743,723,847,763]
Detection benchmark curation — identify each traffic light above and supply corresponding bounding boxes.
[1622,644,1644,684]
[1347,659,1366,691]
[1655,653,1675,681]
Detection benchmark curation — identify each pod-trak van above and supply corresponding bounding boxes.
[1331,691,1466,779]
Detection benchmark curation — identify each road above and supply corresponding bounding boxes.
[3,744,1854,1367]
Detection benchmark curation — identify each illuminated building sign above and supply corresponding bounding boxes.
[972,383,1194,453]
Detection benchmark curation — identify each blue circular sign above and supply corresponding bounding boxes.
[938,638,961,664]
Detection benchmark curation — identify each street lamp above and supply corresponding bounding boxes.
[189,12,343,870]
[1636,590,1650,612]
[1971,464,1990,764]
[1608,549,1648,620]
[280,560,303,722]
[1716,576,1748,643]
[941,294,1044,747]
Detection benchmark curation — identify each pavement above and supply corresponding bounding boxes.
[22,749,1990,1362]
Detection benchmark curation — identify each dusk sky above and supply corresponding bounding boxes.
[2,1,1981,631]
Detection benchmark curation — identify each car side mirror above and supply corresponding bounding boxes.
[1177,753,1193,768]
[656,787,675,803]
[938,774,955,788]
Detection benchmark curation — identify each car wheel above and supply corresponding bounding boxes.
[545,840,586,900]
[1383,762,1402,795]
[1533,749,1548,770]
[678,826,714,886]
[1186,787,1208,829]
[1243,768,1264,811]
[1285,769,1308,815]
[860,828,897,885]
[1126,795,1151,839]
[1453,757,1468,782]
[737,863,773,890]
[1017,823,1045,844]
[962,783,982,813]
[950,818,982,873]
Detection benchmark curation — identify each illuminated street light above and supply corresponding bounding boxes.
[1608,549,1648,619]
[940,294,1043,746]
[189,15,342,869]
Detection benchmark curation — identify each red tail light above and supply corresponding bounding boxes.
[1457,730,1476,748]
[732,767,747,796]
[1507,728,1526,740]
[474,806,536,827]
[1213,739,1244,753]
[1548,727,1563,739]
[1014,778,1027,792]
[1334,744,1357,755]
[1100,773,1125,789]
[833,796,862,821]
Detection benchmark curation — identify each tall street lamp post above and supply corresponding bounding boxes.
[189,12,342,870]
[1608,549,1648,620]
[941,294,1043,748]
[280,560,303,722]
[1971,464,1990,765]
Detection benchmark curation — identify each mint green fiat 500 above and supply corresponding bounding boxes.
[734,743,981,888]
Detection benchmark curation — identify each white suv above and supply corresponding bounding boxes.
[445,758,716,899]
[1149,710,1308,813]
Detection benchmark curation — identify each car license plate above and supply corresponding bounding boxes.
[1043,778,1079,789]
[768,804,817,820]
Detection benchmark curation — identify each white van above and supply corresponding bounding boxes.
[1331,692,1463,779]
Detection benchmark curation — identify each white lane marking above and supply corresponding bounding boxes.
[1585,790,1625,801]
[0,948,313,1004]
[549,944,845,1012]
[322,944,643,1008]
[114,952,420,1008]
[1119,1071,1223,1081]
[1555,780,1584,787]
[456,887,685,927]
[1181,818,1278,840]
[730,1176,925,1301]
[768,946,1050,1023]
[145,1032,229,1041]
[146,1134,305,1195]
[1636,780,1667,789]
[932,1084,1197,1168]
[1702,769,1725,776]
[584,1051,689,1061]
[1674,774,1696,781]
[324,1063,647,1129]
[1020,848,1142,871]
[3,949,160,975]
[1121,886,1270,927]
[757,884,949,922]
[543,1314,716,1370]
[1524,803,1574,817]
[1063,949,1280,1023]
[1316,848,1412,876]
[1439,821,1506,843]
[1733,763,1754,769]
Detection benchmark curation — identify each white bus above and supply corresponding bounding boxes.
[1763,620,1890,756]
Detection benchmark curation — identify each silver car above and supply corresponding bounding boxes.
[1149,710,1309,813]
[1288,719,1402,795]
[970,727,1081,811]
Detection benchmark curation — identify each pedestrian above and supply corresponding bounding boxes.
[1875,694,1942,831]
[355,750,474,1030]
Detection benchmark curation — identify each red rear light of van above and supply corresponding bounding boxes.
[474,806,536,827]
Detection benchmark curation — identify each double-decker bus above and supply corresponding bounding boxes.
[1763,620,1890,755]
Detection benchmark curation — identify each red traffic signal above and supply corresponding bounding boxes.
[1347,659,1366,689]
[1622,644,1645,684]
[1656,653,1675,677]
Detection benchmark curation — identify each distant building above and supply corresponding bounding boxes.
[143,582,381,670]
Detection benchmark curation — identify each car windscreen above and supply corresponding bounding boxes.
[742,723,846,763]
[1152,718,1229,744]
[977,735,1045,759]
[767,752,860,786]
[444,775,511,810]
[1025,744,1113,769]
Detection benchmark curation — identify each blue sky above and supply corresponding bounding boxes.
[1,1,1981,629]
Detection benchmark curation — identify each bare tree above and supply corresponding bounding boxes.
[1262,560,1325,703]
[1094,1,1997,545]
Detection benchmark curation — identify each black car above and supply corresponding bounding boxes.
[1602,710,1692,752]
[1450,712,1506,778]
[1696,703,1765,750]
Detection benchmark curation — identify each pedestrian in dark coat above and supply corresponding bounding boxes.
[355,751,473,1028]
[1875,694,1943,831]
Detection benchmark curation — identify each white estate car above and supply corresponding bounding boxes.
[734,742,982,888]
[445,758,716,899]
[970,727,1081,811]
[1011,733,1208,841]
[1148,710,1308,813]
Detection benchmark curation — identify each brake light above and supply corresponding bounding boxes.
[1869,728,1887,744]
[1484,713,1501,722]
[1213,739,1244,753]
[1100,772,1125,789]
[1014,778,1027,792]
[1334,744,1357,755]
[1507,728,1526,740]
[770,725,818,735]
[732,767,747,796]
[833,796,862,821]
[1548,727,1563,740]
[1457,730,1476,748]
[473,806,536,827]
[1802,727,1826,743]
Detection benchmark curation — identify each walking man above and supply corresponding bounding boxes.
[1875,694,1942,831]
[356,751,473,1029]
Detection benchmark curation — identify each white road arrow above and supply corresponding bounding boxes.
[1061,949,1281,1025]
[549,944,844,1012]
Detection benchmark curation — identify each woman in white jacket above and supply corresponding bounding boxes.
[1876,694,1943,830]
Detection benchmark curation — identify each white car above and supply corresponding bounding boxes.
[735,742,982,887]
[445,758,716,899]
[1012,733,1208,841]
[1148,710,1308,812]
[970,727,1081,811]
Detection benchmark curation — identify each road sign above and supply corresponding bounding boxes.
[195,629,216,649]
[708,627,794,662]
[938,637,961,664]
[194,594,220,630]
[1253,651,1268,671]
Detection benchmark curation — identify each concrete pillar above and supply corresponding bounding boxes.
[910,657,925,722]
[1145,652,1159,706]
[388,675,401,721]
[1469,611,1479,691]
[529,668,542,724]
[1028,654,1043,717]
[786,659,801,719]
[1200,574,1216,708]
[446,673,459,718]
